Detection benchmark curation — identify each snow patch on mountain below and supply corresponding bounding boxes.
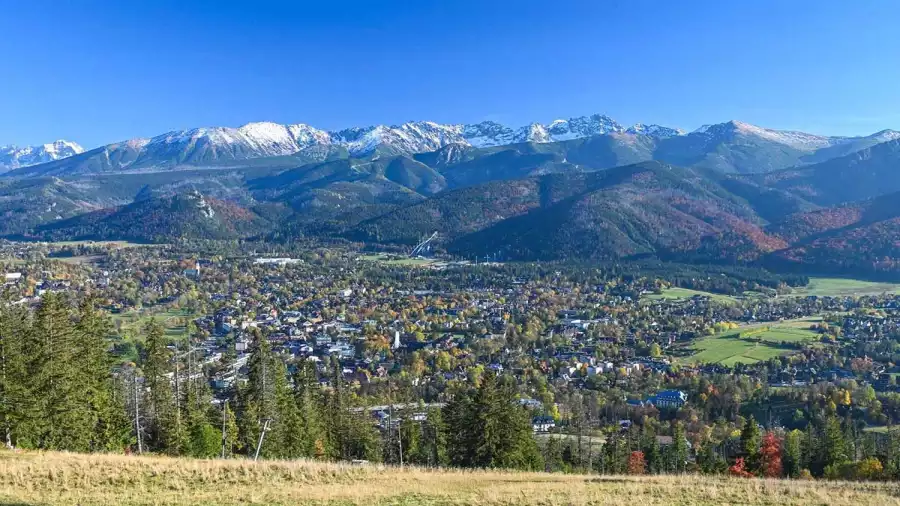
[728,121,837,150]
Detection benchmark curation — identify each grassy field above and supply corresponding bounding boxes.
[683,322,821,366]
[646,287,738,304]
[863,425,898,434]
[358,254,436,267]
[43,240,154,248]
[791,277,900,297]
[0,451,898,506]
[111,307,196,339]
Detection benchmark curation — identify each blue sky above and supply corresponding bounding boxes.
[2,0,899,148]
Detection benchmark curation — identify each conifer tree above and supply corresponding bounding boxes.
[783,429,803,478]
[183,370,219,458]
[141,319,180,453]
[324,361,350,460]
[221,401,240,458]
[671,422,689,473]
[74,299,131,451]
[292,361,326,458]
[0,301,30,448]
[33,294,89,451]
[270,359,305,459]
[422,406,448,467]
[740,416,761,471]
[822,415,848,470]
[240,331,279,458]
[645,438,663,474]
[445,372,542,471]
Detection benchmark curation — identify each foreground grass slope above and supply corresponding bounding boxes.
[1,451,900,506]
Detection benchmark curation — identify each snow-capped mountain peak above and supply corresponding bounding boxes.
[626,123,685,138]
[696,120,838,150]
[0,139,84,172]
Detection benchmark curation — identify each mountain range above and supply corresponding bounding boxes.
[0,140,84,172]
[5,112,900,279]
[8,114,900,177]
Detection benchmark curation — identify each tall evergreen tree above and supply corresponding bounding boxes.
[671,422,689,474]
[141,319,180,453]
[74,299,131,451]
[32,294,90,450]
[821,415,848,471]
[239,331,283,458]
[292,361,327,459]
[444,372,542,471]
[0,301,29,448]
[740,416,761,471]
[422,406,448,467]
[221,401,240,458]
[783,429,803,478]
[269,360,305,459]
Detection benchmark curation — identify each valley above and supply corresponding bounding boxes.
[9,3,900,503]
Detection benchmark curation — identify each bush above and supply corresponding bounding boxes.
[627,451,646,475]
[823,459,884,481]
[856,458,884,480]
[728,457,754,478]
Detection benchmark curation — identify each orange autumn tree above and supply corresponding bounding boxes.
[759,432,783,478]
[627,451,646,475]
[729,457,754,478]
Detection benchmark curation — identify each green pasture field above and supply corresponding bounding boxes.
[645,287,739,304]
[682,322,821,366]
[791,277,900,297]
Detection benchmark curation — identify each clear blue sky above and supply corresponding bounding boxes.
[2,0,899,148]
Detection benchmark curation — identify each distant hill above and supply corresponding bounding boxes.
[444,162,789,262]
[0,177,131,235]
[766,191,900,277]
[33,192,270,242]
[754,139,900,206]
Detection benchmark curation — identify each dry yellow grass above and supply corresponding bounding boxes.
[0,450,898,505]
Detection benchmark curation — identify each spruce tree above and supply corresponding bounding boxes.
[740,416,761,471]
[33,294,90,451]
[783,429,803,478]
[270,360,305,459]
[221,401,240,458]
[444,389,476,466]
[0,301,30,448]
[141,319,180,453]
[292,361,326,459]
[447,372,542,471]
[74,299,131,452]
[0,298,33,447]
[324,361,349,460]
[183,370,219,458]
[671,422,689,473]
[822,415,848,471]
[423,406,448,467]
[240,331,279,458]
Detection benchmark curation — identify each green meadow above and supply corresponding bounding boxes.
[791,277,900,297]
[683,321,822,367]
